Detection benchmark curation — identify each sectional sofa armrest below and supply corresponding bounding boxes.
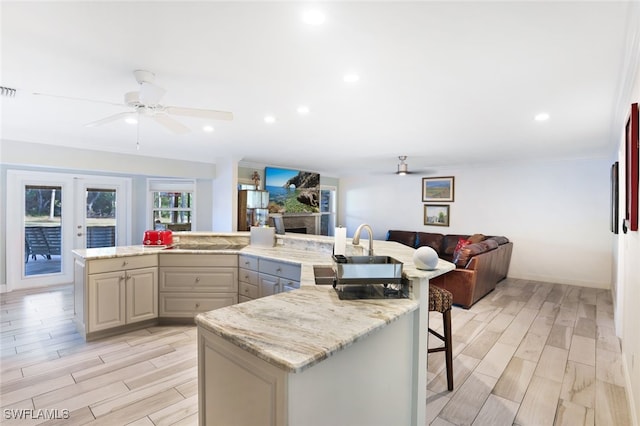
[430,269,477,308]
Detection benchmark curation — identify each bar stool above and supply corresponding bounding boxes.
[428,284,454,391]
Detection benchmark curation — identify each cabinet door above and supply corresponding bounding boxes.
[126,267,158,324]
[258,273,280,298]
[88,271,126,332]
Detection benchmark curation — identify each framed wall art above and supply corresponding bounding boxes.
[422,176,454,202]
[624,103,638,233]
[611,161,619,234]
[424,204,450,227]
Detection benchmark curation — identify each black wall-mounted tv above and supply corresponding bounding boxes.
[264,167,320,214]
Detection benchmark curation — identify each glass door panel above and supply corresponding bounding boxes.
[320,186,336,236]
[24,185,62,276]
[85,188,116,248]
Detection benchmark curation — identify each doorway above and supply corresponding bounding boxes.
[6,171,131,291]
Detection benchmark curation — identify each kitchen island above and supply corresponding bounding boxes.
[73,232,455,425]
[194,235,455,426]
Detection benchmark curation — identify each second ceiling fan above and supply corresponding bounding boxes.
[86,70,233,134]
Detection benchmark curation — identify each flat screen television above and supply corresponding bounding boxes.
[264,167,320,213]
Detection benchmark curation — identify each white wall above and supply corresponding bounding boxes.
[339,156,612,289]
[616,31,640,424]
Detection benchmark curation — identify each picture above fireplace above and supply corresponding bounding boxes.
[265,167,320,214]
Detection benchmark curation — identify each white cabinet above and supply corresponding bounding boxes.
[239,255,301,301]
[258,258,301,298]
[78,254,158,337]
[259,273,281,297]
[159,254,238,318]
[239,268,259,303]
[239,254,260,303]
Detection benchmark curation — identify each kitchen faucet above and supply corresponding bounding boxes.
[352,223,374,256]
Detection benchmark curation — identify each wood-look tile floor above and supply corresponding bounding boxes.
[0,278,632,425]
[427,278,632,426]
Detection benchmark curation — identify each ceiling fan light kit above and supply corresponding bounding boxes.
[397,155,409,175]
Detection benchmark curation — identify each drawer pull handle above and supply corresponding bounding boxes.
[195,303,200,308]
[276,268,282,273]
[120,275,125,281]
[195,277,200,282]
[122,261,128,267]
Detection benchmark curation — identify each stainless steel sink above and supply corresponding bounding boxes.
[313,265,336,285]
[334,256,403,285]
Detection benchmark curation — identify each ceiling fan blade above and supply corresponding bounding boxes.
[152,114,190,134]
[85,112,135,128]
[165,106,233,121]
[33,92,123,107]
[138,81,166,105]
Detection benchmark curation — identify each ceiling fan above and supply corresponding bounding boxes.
[396,156,412,175]
[85,70,233,134]
[394,156,431,175]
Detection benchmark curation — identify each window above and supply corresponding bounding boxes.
[148,179,195,231]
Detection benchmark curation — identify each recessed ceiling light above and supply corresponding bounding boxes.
[264,115,276,124]
[302,10,325,26]
[203,125,214,133]
[124,117,137,125]
[297,106,310,115]
[343,73,359,83]
[534,113,550,121]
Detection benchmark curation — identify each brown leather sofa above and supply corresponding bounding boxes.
[387,230,513,308]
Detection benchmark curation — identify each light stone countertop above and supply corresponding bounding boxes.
[195,285,419,372]
[73,232,455,372]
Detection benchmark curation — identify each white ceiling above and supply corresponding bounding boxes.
[1,1,638,177]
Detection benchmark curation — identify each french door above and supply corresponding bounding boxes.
[6,171,131,291]
[74,177,131,251]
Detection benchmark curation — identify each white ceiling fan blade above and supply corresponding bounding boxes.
[165,106,233,121]
[138,81,166,105]
[152,114,190,134]
[33,92,123,107]
[85,112,135,128]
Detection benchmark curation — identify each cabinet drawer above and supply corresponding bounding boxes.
[239,281,259,299]
[258,259,301,281]
[238,268,259,286]
[239,254,258,271]
[159,293,237,317]
[159,254,238,268]
[88,255,157,274]
[159,267,238,292]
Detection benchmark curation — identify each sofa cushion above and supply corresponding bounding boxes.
[416,232,444,253]
[455,239,499,267]
[486,236,509,245]
[468,233,486,244]
[386,230,417,248]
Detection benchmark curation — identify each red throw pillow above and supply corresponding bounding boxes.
[452,238,471,264]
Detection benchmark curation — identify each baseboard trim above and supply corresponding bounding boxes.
[506,273,610,290]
